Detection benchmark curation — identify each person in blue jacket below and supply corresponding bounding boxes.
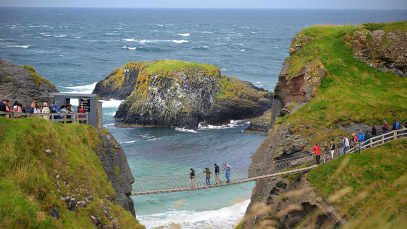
[358,130,365,142]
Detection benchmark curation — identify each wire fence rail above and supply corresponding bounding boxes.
[131,129,407,196]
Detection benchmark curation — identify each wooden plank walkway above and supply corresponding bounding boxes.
[131,129,406,196]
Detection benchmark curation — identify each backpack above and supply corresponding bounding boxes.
[26,107,34,114]
[386,123,389,129]
[395,122,400,130]
[49,106,57,113]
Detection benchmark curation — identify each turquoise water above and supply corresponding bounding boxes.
[1,8,406,228]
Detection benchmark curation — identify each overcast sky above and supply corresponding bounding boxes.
[0,0,406,9]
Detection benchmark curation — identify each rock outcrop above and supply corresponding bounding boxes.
[244,109,272,133]
[98,132,136,216]
[0,59,59,106]
[344,27,407,77]
[94,60,273,129]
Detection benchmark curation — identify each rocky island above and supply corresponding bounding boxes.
[238,22,407,229]
[93,60,273,129]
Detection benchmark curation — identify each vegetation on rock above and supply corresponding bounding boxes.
[23,65,55,87]
[0,117,144,229]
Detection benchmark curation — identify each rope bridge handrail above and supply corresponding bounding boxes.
[131,129,407,195]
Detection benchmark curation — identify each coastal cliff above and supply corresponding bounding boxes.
[94,60,273,129]
[0,59,59,106]
[240,22,407,229]
[0,118,143,228]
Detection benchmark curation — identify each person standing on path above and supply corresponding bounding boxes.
[41,102,50,120]
[382,124,388,142]
[343,136,349,153]
[330,140,335,159]
[222,162,233,183]
[214,164,221,184]
[358,130,365,142]
[190,168,195,189]
[203,168,213,185]
[312,143,322,165]
[338,137,344,156]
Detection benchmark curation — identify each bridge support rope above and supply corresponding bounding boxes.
[131,129,406,195]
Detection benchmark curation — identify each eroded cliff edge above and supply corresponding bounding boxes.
[93,60,273,129]
[240,22,407,229]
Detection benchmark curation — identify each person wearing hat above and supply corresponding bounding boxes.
[41,102,50,120]
[190,168,195,189]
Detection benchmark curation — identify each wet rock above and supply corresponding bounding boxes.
[245,109,272,133]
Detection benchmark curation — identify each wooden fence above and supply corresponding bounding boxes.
[0,111,89,124]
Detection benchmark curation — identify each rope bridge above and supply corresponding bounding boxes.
[131,129,406,196]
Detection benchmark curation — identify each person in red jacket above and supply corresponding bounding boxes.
[312,143,322,165]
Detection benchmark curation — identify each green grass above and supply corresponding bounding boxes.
[307,139,407,228]
[0,117,144,229]
[280,23,407,145]
[23,65,55,87]
[145,59,220,76]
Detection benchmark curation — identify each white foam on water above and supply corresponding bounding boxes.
[177,33,190,36]
[202,31,213,34]
[198,120,247,130]
[100,100,123,108]
[54,35,67,37]
[123,38,135,42]
[121,140,137,144]
[138,199,250,229]
[74,37,81,39]
[175,127,198,133]
[239,49,245,51]
[62,82,98,94]
[14,45,31,48]
[128,47,137,50]
[172,40,188,43]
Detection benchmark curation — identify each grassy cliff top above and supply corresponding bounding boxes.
[0,118,143,229]
[101,60,220,89]
[279,22,407,144]
[307,139,407,228]
[23,65,55,87]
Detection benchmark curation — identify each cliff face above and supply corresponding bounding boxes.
[98,132,136,216]
[92,62,144,100]
[241,22,407,229]
[95,60,273,129]
[344,25,407,77]
[0,59,59,106]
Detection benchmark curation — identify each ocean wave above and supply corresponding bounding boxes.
[121,140,137,144]
[175,128,198,133]
[138,199,250,229]
[201,31,213,34]
[191,46,208,50]
[62,82,98,94]
[198,120,247,130]
[122,46,137,50]
[54,35,67,38]
[13,45,31,48]
[177,33,190,36]
[100,100,123,108]
[172,40,188,43]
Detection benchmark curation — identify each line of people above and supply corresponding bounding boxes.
[0,99,85,121]
[189,162,234,188]
[313,120,407,165]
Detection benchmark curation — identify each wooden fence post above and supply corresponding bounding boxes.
[64,113,67,124]
[11,112,15,119]
[51,113,54,122]
[76,113,79,123]
[86,112,89,125]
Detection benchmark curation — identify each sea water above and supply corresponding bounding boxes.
[1,8,406,228]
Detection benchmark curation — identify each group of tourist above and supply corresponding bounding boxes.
[189,162,233,188]
[313,120,407,165]
[0,99,85,121]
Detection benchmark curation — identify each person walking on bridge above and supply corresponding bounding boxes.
[190,168,195,189]
[214,164,221,184]
[313,143,322,165]
[330,140,335,159]
[222,162,233,183]
[343,136,349,153]
[203,168,212,185]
